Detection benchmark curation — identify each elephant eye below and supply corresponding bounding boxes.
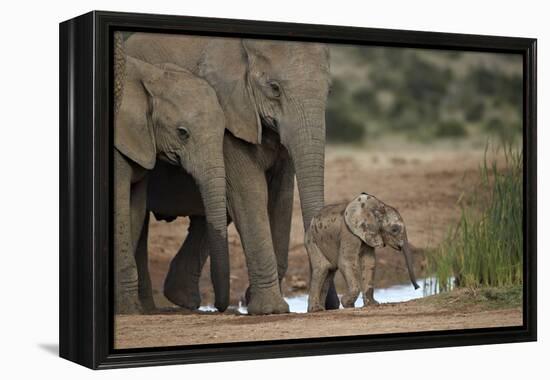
[177,126,190,141]
[268,81,282,98]
[391,225,401,234]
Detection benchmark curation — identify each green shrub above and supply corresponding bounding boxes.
[325,103,366,143]
[465,101,485,123]
[484,117,521,143]
[326,77,366,143]
[330,46,522,143]
[434,120,468,138]
[351,87,378,113]
[484,117,505,134]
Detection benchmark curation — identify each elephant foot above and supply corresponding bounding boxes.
[362,299,379,308]
[307,302,325,313]
[138,287,157,313]
[139,296,157,314]
[247,285,289,315]
[341,294,358,308]
[116,294,143,315]
[363,288,379,307]
[164,279,201,310]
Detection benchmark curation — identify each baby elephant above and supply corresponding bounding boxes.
[305,193,420,312]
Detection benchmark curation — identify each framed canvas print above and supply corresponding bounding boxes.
[59,11,537,369]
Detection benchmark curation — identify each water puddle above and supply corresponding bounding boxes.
[199,276,454,314]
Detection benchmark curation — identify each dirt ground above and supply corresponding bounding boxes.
[114,288,522,348]
[116,144,520,348]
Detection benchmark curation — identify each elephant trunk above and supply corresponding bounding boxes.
[196,167,229,311]
[286,108,326,231]
[402,241,420,289]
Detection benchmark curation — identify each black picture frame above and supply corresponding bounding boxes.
[59,10,537,369]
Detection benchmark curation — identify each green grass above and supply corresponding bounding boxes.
[427,145,523,291]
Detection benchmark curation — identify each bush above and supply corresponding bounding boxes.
[402,57,452,112]
[484,117,505,134]
[484,117,521,143]
[465,101,485,123]
[434,120,468,138]
[326,77,366,143]
[351,87,378,110]
[330,46,522,143]
[469,68,523,107]
[325,103,366,143]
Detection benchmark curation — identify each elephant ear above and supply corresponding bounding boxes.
[344,193,385,248]
[114,57,161,170]
[198,38,261,144]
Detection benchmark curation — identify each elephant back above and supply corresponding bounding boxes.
[124,32,211,74]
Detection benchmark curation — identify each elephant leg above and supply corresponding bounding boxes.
[135,212,156,312]
[360,245,378,306]
[225,148,288,315]
[267,151,295,289]
[307,266,329,312]
[320,270,336,309]
[114,152,142,314]
[306,233,331,312]
[164,216,209,310]
[339,233,362,308]
[242,159,294,305]
[340,269,360,308]
[307,263,331,313]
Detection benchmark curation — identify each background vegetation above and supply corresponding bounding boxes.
[326,45,523,145]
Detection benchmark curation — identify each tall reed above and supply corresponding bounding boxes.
[427,146,523,290]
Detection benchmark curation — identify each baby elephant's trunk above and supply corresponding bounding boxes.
[402,242,420,289]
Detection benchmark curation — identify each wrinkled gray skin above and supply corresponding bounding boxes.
[114,52,228,314]
[305,193,420,312]
[125,34,338,314]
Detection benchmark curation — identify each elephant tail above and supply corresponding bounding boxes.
[114,32,126,115]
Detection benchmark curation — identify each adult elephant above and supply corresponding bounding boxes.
[126,33,340,314]
[114,34,229,314]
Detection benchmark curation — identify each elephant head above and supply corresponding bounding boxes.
[198,38,331,230]
[115,56,230,311]
[344,193,420,289]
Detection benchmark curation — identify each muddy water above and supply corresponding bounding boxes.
[198,277,454,314]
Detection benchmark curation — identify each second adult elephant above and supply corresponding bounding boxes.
[126,33,340,314]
